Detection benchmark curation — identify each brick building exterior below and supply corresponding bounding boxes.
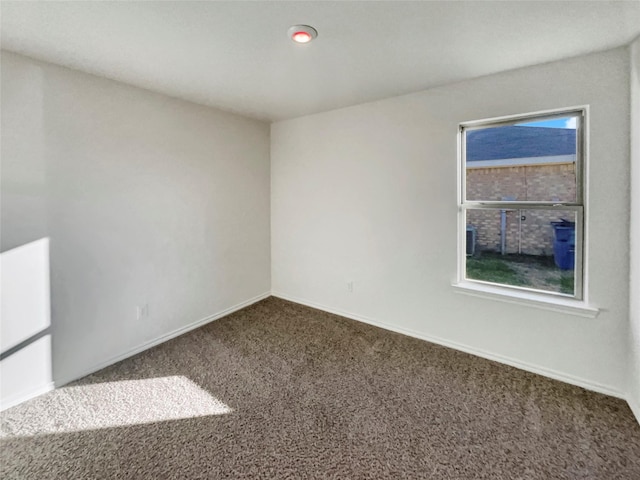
[466,162,576,255]
[465,124,577,257]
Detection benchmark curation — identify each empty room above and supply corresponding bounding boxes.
[1,1,640,478]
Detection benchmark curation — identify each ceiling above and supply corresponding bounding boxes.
[2,1,640,122]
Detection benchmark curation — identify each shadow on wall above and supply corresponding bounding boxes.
[0,238,53,410]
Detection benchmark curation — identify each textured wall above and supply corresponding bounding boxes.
[272,47,630,396]
[1,52,271,405]
[628,37,640,423]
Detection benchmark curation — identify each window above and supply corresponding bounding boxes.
[459,109,585,300]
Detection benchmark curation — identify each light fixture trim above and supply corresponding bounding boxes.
[288,25,318,44]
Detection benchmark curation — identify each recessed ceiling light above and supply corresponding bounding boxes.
[288,25,317,44]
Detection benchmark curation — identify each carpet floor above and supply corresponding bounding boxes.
[1,297,639,479]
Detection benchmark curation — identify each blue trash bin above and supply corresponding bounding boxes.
[551,220,575,270]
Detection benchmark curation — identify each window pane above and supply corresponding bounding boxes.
[465,208,577,296]
[466,116,578,202]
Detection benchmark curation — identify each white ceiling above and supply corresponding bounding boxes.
[2,1,640,122]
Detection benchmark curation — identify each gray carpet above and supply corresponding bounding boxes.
[1,297,639,479]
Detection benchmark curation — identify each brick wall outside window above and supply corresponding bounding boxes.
[466,163,576,255]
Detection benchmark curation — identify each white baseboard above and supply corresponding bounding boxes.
[8,291,638,426]
[0,382,55,412]
[271,291,626,400]
[54,291,271,388]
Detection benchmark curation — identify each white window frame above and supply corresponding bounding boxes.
[454,106,598,317]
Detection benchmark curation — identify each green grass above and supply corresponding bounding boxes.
[547,271,574,294]
[466,252,575,294]
[466,256,524,286]
[546,274,575,295]
[559,275,574,294]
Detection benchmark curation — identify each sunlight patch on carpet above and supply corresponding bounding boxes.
[0,376,232,437]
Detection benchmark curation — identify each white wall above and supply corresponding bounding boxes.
[1,52,271,406]
[2,44,635,413]
[272,48,630,396]
[629,37,640,422]
[0,239,52,408]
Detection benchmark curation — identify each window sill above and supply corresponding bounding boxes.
[452,281,600,318]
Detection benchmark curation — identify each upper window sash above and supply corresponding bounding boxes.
[460,110,584,131]
[463,201,582,207]
[460,109,585,206]
[461,204,583,212]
